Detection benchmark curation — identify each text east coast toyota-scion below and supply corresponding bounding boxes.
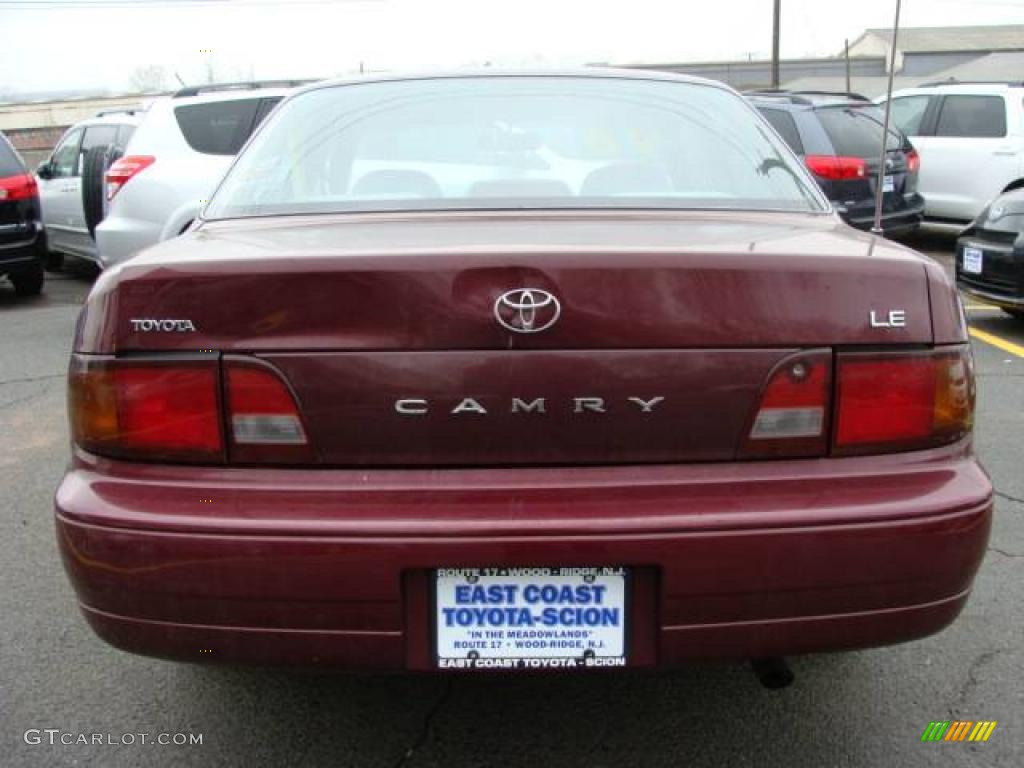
[56,71,991,674]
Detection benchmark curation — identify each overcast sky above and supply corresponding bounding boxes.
[0,0,1021,95]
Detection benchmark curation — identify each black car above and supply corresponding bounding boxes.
[0,132,45,296]
[957,187,1024,319]
[746,90,924,235]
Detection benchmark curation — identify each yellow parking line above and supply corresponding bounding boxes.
[964,305,1002,311]
[969,327,1024,358]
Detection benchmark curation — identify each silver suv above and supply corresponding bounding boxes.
[35,109,142,266]
[97,82,308,267]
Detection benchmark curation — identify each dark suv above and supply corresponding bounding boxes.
[0,132,45,296]
[746,91,924,235]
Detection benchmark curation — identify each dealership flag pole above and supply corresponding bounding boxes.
[872,0,902,235]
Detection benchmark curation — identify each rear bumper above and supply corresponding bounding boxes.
[842,194,925,235]
[956,236,1024,309]
[56,442,992,669]
[0,222,42,272]
[95,214,160,268]
[958,282,1024,310]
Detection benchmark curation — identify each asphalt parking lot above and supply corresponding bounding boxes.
[1,234,1021,768]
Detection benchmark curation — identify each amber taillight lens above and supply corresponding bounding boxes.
[833,345,975,456]
[69,356,223,463]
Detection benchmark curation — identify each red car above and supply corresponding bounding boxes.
[57,71,991,678]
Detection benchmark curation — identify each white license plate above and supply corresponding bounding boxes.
[435,567,628,669]
[963,247,984,274]
[883,175,896,193]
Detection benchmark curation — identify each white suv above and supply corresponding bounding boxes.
[883,82,1024,223]
[96,82,306,267]
[35,109,142,266]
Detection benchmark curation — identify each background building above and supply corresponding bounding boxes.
[0,94,163,167]
[632,24,1024,98]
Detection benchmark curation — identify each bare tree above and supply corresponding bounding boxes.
[129,65,168,93]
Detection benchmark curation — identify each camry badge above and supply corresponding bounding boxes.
[494,289,561,334]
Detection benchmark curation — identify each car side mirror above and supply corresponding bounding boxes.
[36,162,53,180]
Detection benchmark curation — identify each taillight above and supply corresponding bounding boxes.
[743,345,974,460]
[69,357,223,463]
[804,155,867,181]
[741,350,832,459]
[0,173,38,201]
[906,149,921,174]
[224,359,314,464]
[105,155,155,200]
[68,354,315,465]
[833,346,974,456]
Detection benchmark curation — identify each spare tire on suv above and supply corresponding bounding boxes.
[81,144,123,239]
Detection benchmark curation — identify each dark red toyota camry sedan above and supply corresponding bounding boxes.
[56,71,991,674]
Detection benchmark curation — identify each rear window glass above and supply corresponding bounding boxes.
[174,99,262,155]
[935,95,1006,138]
[817,106,901,156]
[757,108,804,154]
[0,135,25,176]
[207,77,825,219]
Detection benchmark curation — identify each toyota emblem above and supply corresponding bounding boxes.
[493,289,561,334]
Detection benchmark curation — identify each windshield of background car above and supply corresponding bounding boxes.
[205,77,826,219]
[816,105,903,157]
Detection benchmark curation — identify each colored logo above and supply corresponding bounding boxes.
[921,721,997,742]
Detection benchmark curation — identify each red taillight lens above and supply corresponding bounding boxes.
[741,350,832,459]
[906,149,921,174]
[105,155,155,200]
[69,357,223,462]
[69,355,316,464]
[0,173,38,201]
[834,346,974,456]
[804,155,867,181]
[224,360,315,464]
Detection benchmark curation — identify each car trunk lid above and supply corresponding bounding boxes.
[79,211,935,466]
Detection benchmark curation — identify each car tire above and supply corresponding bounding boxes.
[82,145,122,240]
[10,264,44,296]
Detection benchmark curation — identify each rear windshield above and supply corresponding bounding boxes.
[757,108,804,154]
[0,134,26,176]
[174,98,273,155]
[206,77,825,219]
[816,105,902,157]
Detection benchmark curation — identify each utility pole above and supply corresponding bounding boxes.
[845,38,851,93]
[771,0,781,89]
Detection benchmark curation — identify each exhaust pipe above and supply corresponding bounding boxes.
[751,658,794,690]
